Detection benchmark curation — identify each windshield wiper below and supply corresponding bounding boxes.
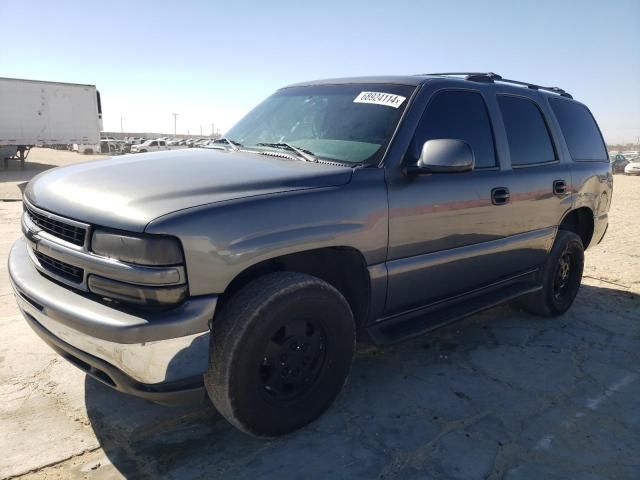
[255,142,317,162]
[215,138,242,151]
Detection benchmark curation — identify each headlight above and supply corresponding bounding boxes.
[91,230,183,266]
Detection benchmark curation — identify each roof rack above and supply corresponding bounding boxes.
[420,72,573,99]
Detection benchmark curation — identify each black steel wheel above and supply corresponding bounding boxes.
[205,272,355,437]
[522,230,584,317]
[260,318,327,400]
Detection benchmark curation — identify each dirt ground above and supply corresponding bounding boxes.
[0,149,638,479]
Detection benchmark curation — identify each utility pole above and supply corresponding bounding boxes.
[120,116,123,134]
[211,123,215,137]
[172,113,179,136]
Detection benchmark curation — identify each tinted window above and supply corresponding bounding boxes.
[498,96,556,166]
[549,99,607,161]
[413,90,496,168]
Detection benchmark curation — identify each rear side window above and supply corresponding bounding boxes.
[549,99,607,161]
[413,90,497,169]
[498,96,556,166]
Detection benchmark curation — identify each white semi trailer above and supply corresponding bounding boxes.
[0,77,103,168]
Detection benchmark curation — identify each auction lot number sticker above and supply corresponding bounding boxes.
[353,91,406,108]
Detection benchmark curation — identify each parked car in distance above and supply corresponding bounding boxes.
[624,158,640,175]
[9,72,612,437]
[73,143,100,155]
[199,139,218,149]
[201,138,240,151]
[610,154,629,173]
[99,139,122,154]
[191,138,209,148]
[130,139,187,153]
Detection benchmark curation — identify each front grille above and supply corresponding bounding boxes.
[26,206,86,246]
[34,251,84,284]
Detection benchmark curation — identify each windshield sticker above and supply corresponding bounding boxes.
[353,91,406,108]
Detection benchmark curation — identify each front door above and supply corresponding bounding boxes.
[384,89,557,315]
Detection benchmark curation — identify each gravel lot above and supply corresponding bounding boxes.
[1,150,639,479]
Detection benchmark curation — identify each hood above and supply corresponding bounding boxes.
[25,149,352,232]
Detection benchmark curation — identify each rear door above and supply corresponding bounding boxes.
[495,94,573,239]
[546,96,611,242]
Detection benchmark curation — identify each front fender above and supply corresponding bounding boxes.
[145,168,388,295]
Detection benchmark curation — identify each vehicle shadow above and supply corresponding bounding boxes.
[0,161,56,183]
[0,161,58,200]
[84,283,640,479]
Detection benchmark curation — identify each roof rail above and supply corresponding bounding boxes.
[420,72,573,99]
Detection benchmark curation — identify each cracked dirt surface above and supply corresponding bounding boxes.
[1,152,638,479]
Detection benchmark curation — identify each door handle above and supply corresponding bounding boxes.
[553,179,568,196]
[491,187,510,205]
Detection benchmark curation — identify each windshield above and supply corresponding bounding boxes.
[225,83,415,164]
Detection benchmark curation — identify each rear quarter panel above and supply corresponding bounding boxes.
[569,161,612,246]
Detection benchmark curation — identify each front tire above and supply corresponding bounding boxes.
[205,272,355,437]
[521,230,584,317]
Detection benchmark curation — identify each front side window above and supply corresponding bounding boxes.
[411,90,497,169]
[498,96,556,166]
[225,84,415,164]
[549,98,607,162]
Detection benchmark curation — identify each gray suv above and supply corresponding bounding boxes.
[9,72,612,436]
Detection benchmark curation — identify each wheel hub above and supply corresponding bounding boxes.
[553,252,573,299]
[260,319,326,399]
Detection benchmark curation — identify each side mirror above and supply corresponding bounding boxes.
[405,139,474,175]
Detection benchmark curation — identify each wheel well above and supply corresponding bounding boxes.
[219,247,370,327]
[559,207,594,248]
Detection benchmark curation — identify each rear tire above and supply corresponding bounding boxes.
[205,272,355,437]
[521,230,584,317]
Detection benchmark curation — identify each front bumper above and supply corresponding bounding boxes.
[9,238,217,403]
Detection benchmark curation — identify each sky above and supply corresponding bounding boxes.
[1,0,639,143]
